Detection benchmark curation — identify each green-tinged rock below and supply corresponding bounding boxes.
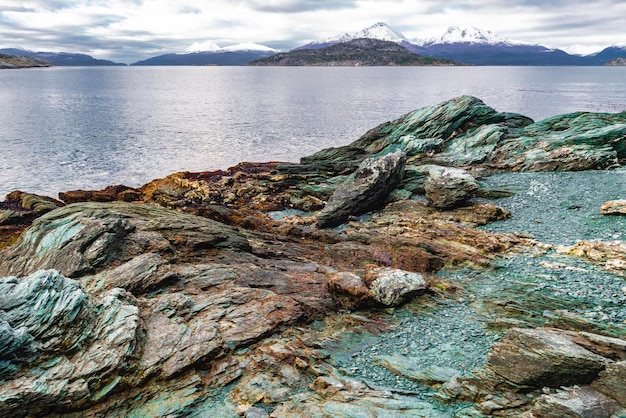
[274,387,452,417]
[79,252,173,295]
[300,96,625,176]
[0,202,251,278]
[375,355,460,385]
[0,191,63,226]
[0,270,92,355]
[0,270,141,417]
[495,111,626,171]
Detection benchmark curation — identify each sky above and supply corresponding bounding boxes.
[1,0,625,64]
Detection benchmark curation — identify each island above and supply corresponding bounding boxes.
[249,38,459,66]
[0,53,52,69]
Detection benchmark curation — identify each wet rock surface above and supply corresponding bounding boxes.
[1,96,625,416]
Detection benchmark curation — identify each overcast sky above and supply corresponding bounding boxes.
[1,0,625,64]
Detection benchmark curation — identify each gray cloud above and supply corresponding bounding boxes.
[0,6,35,12]
[248,0,358,13]
[0,0,624,63]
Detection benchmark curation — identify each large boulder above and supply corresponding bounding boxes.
[301,96,626,174]
[316,150,406,228]
[481,327,610,389]
[494,111,626,171]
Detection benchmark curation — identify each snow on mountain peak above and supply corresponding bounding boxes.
[185,41,278,54]
[429,26,511,45]
[353,22,407,43]
[221,42,278,52]
[185,41,222,53]
[309,22,407,46]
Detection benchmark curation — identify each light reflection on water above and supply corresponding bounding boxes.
[1,66,625,197]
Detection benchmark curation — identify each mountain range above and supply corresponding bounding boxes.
[2,23,626,66]
[298,23,626,66]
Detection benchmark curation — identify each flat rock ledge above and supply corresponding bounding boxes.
[0,96,625,416]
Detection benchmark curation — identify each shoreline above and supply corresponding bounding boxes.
[0,96,625,417]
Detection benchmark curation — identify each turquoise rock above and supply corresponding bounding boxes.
[300,96,625,176]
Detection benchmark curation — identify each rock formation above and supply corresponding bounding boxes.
[0,96,625,416]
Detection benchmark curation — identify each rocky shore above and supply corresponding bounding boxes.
[0,96,625,417]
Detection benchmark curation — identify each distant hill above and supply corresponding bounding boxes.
[585,46,626,65]
[606,57,626,66]
[0,48,125,66]
[402,42,587,66]
[248,38,458,66]
[0,53,52,69]
[131,50,276,66]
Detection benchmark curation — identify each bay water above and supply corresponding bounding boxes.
[1,66,625,197]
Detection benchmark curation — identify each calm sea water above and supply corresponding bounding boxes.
[1,66,625,198]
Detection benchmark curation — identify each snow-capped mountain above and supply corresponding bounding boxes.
[297,22,626,65]
[423,26,515,46]
[302,22,407,49]
[352,22,408,43]
[221,42,278,53]
[185,41,223,53]
[303,23,517,49]
[132,41,278,66]
[185,41,278,54]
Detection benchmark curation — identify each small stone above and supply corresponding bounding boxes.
[600,200,626,216]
